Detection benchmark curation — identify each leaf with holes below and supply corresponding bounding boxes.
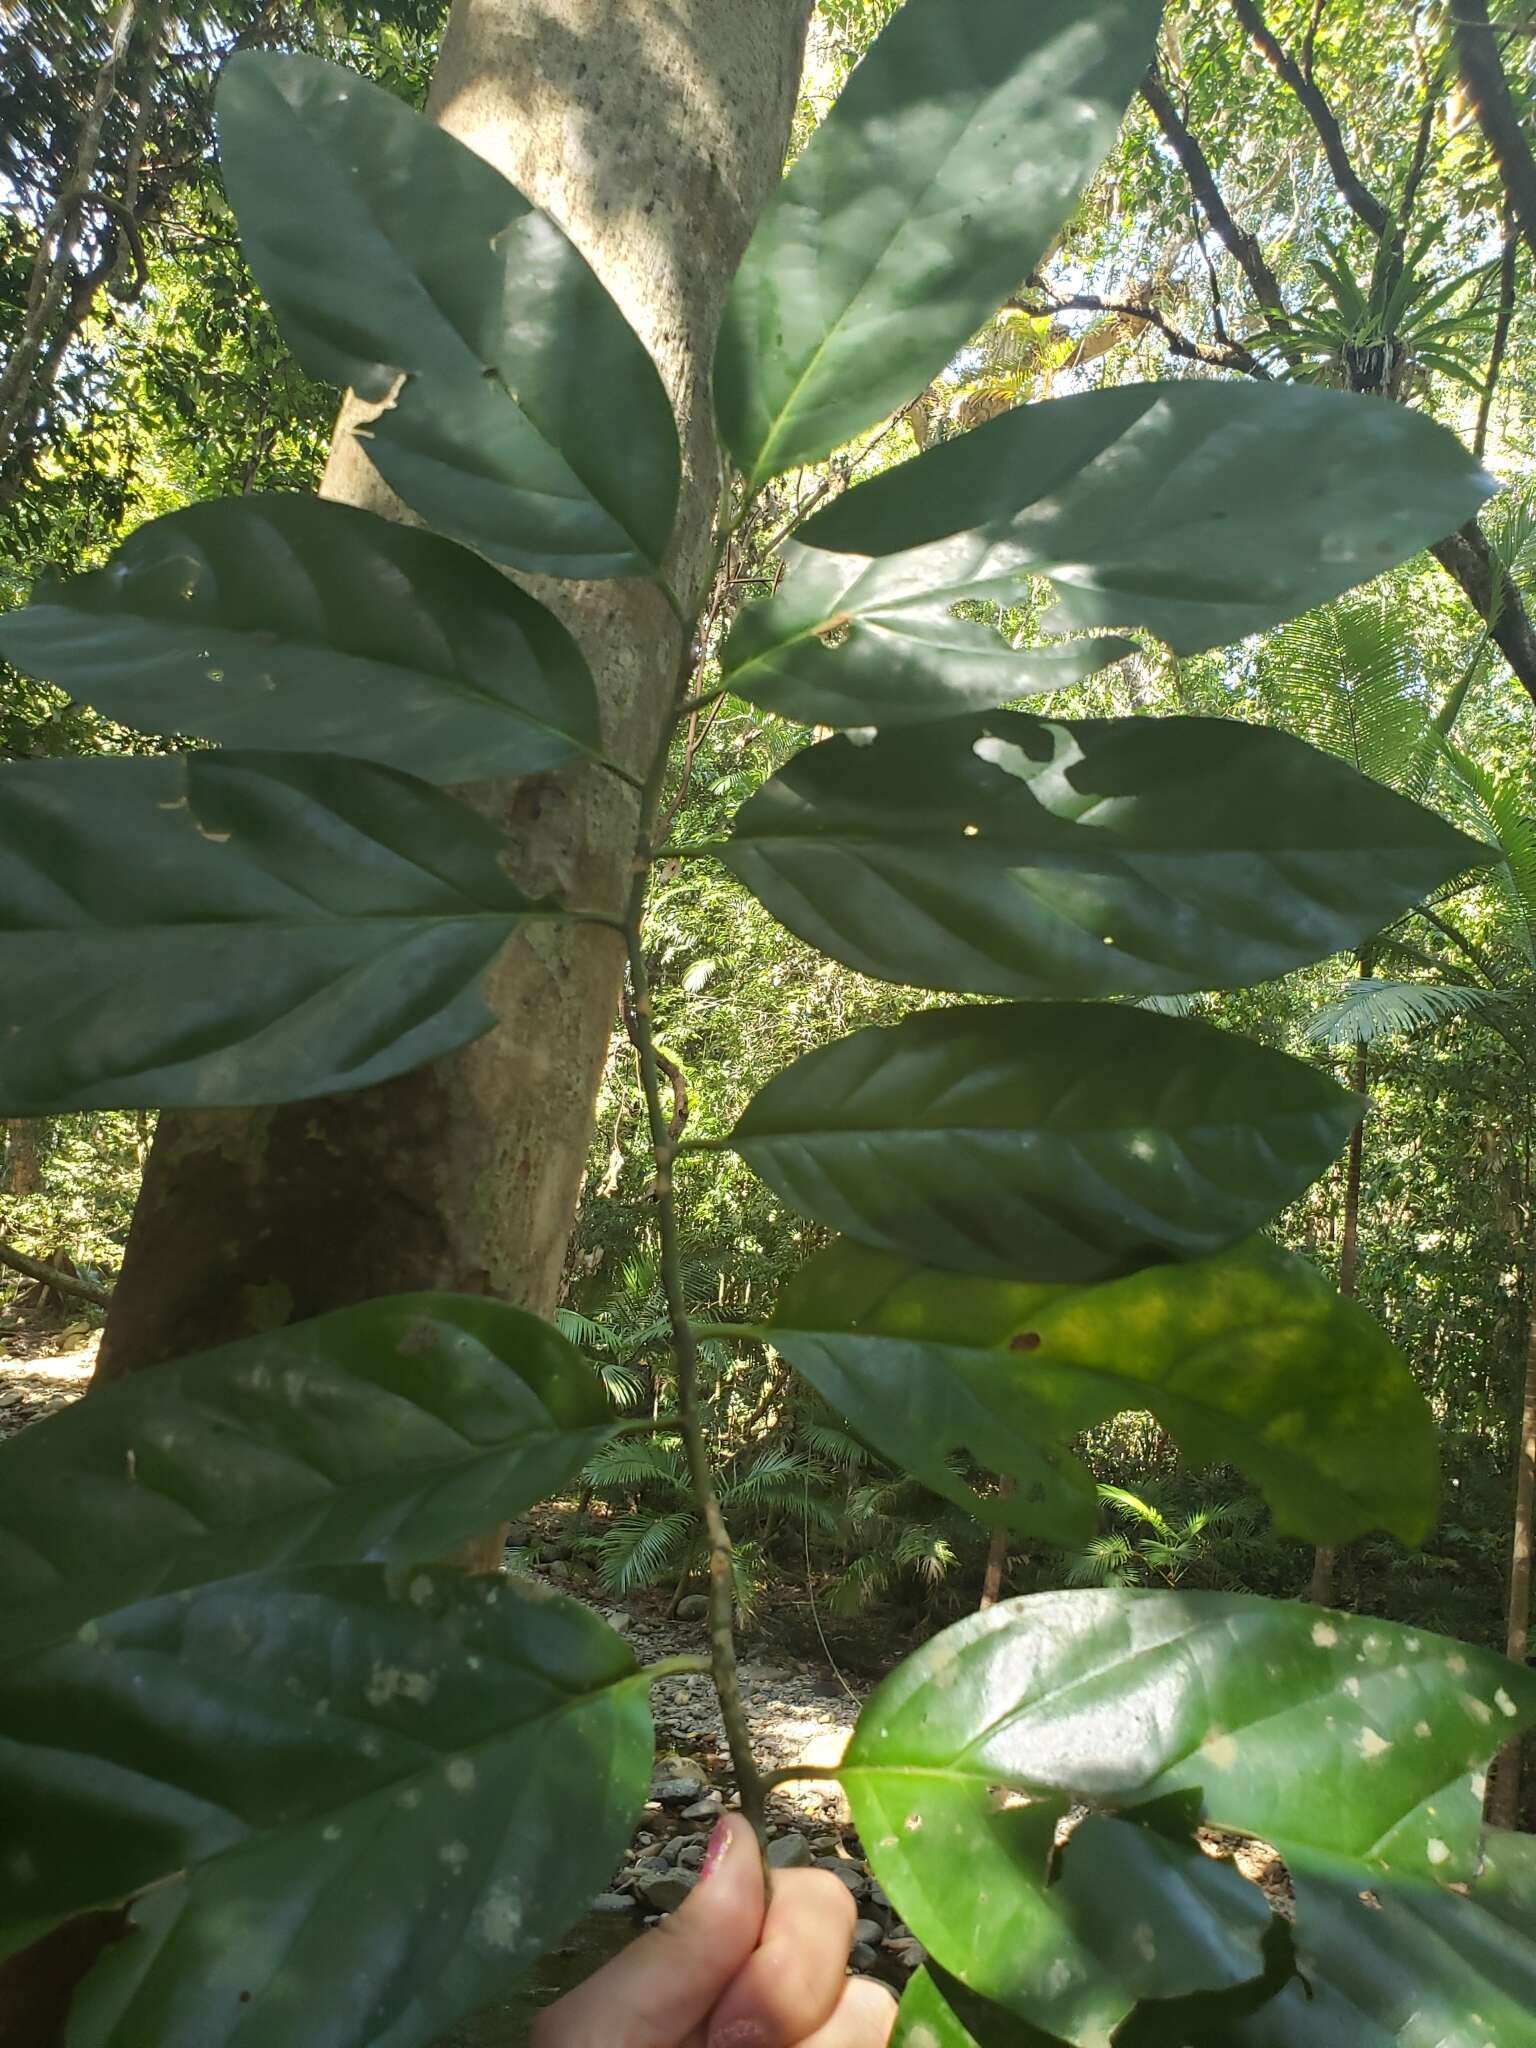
[715,0,1160,487]
[726,1004,1360,1282]
[0,1294,609,1655]
[0,750,550,1112]
[879,1791,1275,2043]
[718,712,1490,998]
[785,383,1492,656]
[1191,1837,1536,2045]
[766,1239,1435,1548]
[0,497,603,783]
[1,1567,650,2048]
[720,541,1133,726]
[844,1595,1536,1930]
[217,54,678,578]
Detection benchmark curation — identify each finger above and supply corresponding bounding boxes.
[798,1978,900,2048]
[706,1867,857,2048]
[532,1816,764,2048]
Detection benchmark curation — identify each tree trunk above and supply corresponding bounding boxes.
[2,1120,44,1198]
[94,3,812,1449]
[1491,1287,1536,1828]
[1310,1028,1369,1607]
[978,1478,1016,1610]
[4,10,811,2031]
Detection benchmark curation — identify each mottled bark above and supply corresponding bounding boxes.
[2,1120,44,1198]
[98,3,812,1414]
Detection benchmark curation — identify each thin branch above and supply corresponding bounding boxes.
[1226,0,1390,233]
[1140,61,1289,317]
[1452,0,1536,262]
[622,627,765,1838]
[1476,211,1521,459]
[1431,523,1536,712]
[621,986,688,1154]
[0,0,140,465]
[1010,283,1271,378]
[0,1242,112,1309]
[1300,0,1329,83]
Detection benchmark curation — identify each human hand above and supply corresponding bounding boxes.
[531,1815,899,2048]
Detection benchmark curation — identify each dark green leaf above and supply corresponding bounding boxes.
[720,539,1133,725]
[1203,1847,1536,2045]
[0,1294,609,1654]
[897,1966,1071,2047]
[769,1240,1436,1546]
[729,1004,1361,1281]
[719,712,1490,998]
[1,1567,650,2048]
[216,54,678,578]
[792,383,1493,654]
[875,1791,1271,2043]
[0,750,544,1112]
[714,0,1160,486]
[0,497,602,783]
[844,1594,1536,1897]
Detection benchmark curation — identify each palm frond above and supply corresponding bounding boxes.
[595,1509,699,1593]
[1067,1533,1136,1588]
[1439,744,1536,967]
[1096,1483,1174,1539]
[555,1307,614,1352]
[729,1448,826,1499]
[1257,593,1424,788]
[581,1439,688,1495]
[797,1420,874,1470]
[595,1359,647,1408]
[1307,978,1515,1046]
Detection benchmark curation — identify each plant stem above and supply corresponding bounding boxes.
[623,595,768,1840]
[759,1764,845,1793]
[643,1654,713,1684]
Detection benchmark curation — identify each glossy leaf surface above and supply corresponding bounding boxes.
[0,751,542,1112]
[720,538,1133,727]
[894,1968,1067,2047]
[769,1240,1436,1547]
[720,712,1489,998]
[217,54,678,577]
[1199,1848,1536,2046]
[730,1004,1361,1281]
[2,1568,649,2048]
[715,0,1159,487]
[0,1295,608,1655]
[882,1791,1271,2043]
[845,1593,1536,1898]
[0,497,602,783]
[792,383,1493,655]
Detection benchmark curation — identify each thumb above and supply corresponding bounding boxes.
[532,1816,766,2048]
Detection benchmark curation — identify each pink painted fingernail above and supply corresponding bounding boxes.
[700,1816,733,1884]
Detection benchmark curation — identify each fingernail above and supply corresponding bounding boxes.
[699,1815,733,1884]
